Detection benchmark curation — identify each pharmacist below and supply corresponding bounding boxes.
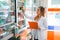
[34,6,47,40]
[22,6,47,40]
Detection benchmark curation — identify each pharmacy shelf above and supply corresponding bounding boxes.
[0,22,14,27]
[0,11,14,12]
[10,11,14,12]
[18,1,24,3]
[17,26,29,34]
[1,34,13,40]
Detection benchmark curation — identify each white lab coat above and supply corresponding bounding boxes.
[37,16,47,40]
[22,12,47,40]
[31,16,47,40]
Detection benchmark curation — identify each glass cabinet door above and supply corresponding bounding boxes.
[17,0,25,29]
[0,0,15,26]
[0,0,16,39]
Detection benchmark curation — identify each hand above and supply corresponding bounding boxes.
[22,6,25,13]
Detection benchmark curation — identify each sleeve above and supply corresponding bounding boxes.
[43,18,47,29]
[38,18,47,30]
[22,13,35,20]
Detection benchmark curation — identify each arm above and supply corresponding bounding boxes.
[23,12,34,20]
[22,6,35,20]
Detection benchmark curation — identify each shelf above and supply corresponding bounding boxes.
[1,34,13,40]
[10,11,14,12]
[0,11,14,12]
[18,1,24,3]
[0,22,14,27]
[17,26,29,34]
[0,32,7,36]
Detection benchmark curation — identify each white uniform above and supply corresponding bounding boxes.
[37,16,47,40]
[22,12,47,40]
[31,16,47,40]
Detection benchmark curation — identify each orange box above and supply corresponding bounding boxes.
[54,31,60,40]
[48,8,60,12]
[28,22,39,29]
[47,31,54,40]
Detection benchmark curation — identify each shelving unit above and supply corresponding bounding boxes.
[0,0,16,40]
[0,0,31,40]
[0,22,14,27]
[0,0,15,26]
[17,26,29,34]
[1,34,13,40]
[0,23,17,40]
[15,0,27,34]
